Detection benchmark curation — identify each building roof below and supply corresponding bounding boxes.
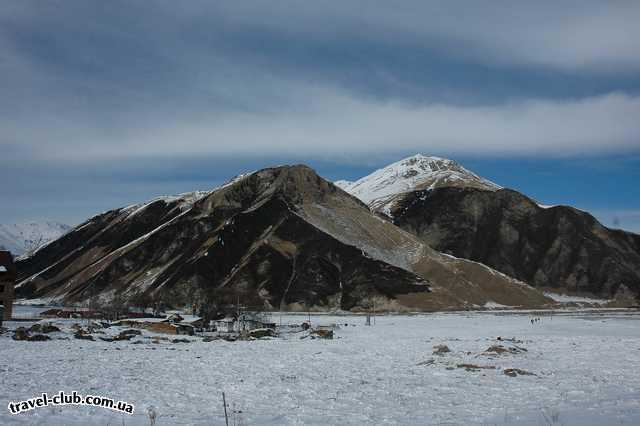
[165,313,184,322]
[177,315,202,324]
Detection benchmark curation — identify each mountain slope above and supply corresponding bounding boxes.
[0,222,71,256]
[338,154,640,300]
[390,187,640,299]
[16,165,548,311]
[336,154,500,215]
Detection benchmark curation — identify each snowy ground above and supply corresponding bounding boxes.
[2,310,640,425]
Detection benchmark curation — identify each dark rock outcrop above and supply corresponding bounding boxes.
[390,187,640,298]
[12,327,29,341]
[29,323,61,334]
[27,334,51,342]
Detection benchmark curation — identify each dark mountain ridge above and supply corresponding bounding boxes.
[390,186,640,298]
[16,165,549,311]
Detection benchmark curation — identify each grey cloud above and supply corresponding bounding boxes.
[171,1,640,73]
[1,1,640,163]
[5,86,640,162]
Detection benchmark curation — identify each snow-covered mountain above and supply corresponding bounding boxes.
[336,154,500,214]
[16,165,548,310]
[0,222,71,256]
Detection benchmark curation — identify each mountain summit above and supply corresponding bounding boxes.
[16,164,547,311]
[336,154,500,215]
[339,156,639,300]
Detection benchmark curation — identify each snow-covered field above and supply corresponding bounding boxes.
[2,310,640,425]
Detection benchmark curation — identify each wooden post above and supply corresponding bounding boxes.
[222,392,229,426]
[146,406,157,426]
[373,298,376,325]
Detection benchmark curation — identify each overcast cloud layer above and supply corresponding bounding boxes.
[1,1,639,227]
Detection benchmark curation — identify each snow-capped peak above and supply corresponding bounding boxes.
[336,154,501,210]
[0,221,71,256]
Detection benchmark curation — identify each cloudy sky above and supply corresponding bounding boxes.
[1,1,639,231]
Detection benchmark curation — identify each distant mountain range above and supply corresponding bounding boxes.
[0,222,71,256]
[13,154,640,309]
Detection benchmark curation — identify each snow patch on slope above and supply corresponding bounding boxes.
[544,292,608,305]
[123,190,212,219]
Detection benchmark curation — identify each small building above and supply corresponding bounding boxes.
[176,315,205,329]
[0,250,16,325]
[214,316,236,333]
[237,313,266,332]
[163,313,202,335]
[213,312,274,333]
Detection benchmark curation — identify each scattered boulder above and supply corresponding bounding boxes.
[100,334,135,342]
[457,363,496,372]
[11,328,52,342]
[433,344,451,355]
[27,334,51,342]
[310,329,334,339]
[74,331,94,341]
[114,330,141,341]
[249,328,276,339]
[301,322,311,331]
[503,368,535,377]
[12,328,30,341]
[497,337,524,344]
[116,334,134,341]
[486,345,509,354]
[485,345,526,355]
[29,323,61,334]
